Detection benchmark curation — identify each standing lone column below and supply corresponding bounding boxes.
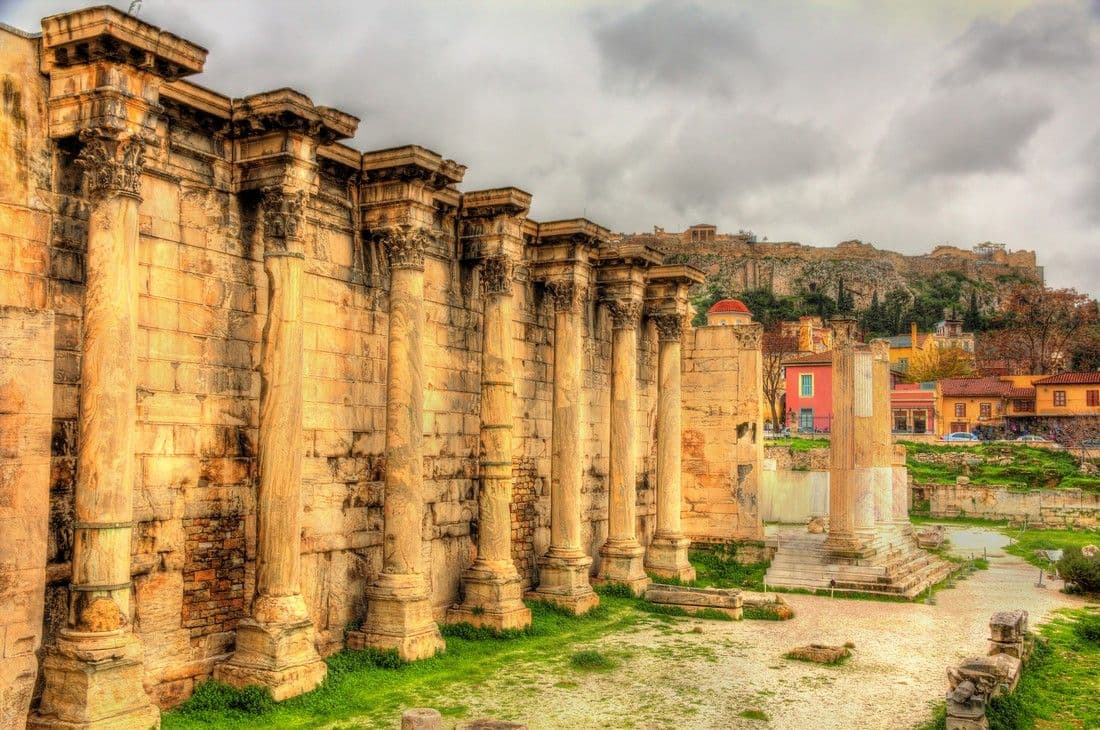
[32,132,161,729]
[644,314,695,580]
[216,188,327,700]
[348,227,445,660]
[824,317,867,558]
[853,348,877,534]
[596,298,649,594]
[871,339,895,526]
[447,254,531,630]
[533,279,600,614]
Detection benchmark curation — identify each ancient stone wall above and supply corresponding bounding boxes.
[680,325,765,541]
[0,18,676,710]
[914,482,1100,528]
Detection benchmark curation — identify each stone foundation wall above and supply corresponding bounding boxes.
[914,483,1100,528]
[0,20,674,709]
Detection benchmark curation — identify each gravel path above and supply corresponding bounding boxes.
[434,526,1089,729]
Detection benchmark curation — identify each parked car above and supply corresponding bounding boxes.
[942,432,980,442]
[1017,435,1052,443]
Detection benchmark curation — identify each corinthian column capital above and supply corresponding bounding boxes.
[77,131,146,201]
[606,298,643,330]
[546,279,584,314]
[480,254,514,297]
[652,314,685,342]
[379,227,432,271]
[260,187,307,255]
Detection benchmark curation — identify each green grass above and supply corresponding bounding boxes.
[569,649,616,671]
[909,514,1010,528]
[770,436,828,451]
[689,546,768,591]
[164,597,644,730]
[915,608,1100,730]
[899,441,1100,491]
[1002,526,1100,569]
[738,708,770,721]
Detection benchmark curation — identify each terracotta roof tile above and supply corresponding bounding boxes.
[939,377,1012,397]
[707,299,751,314]
[1031,372,1100,385]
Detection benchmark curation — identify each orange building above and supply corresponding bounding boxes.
[936,372,1100,439]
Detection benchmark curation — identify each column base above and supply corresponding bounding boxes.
[823,533,872,560]
[595,540,649,595]
[446,563,532,631]
[29,630,160,729]
[529,552,600,615]
[348,575,444,661]
[214,616,327,702]
[644,534,697,582]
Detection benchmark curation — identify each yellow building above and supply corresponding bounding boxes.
[1031,373,1100,417]
[935,372,1100,438]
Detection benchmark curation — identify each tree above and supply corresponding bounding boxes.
[762,329,798,430]
[981,284,1099,374]
[738,288,801,329]
[905,343,975,383]
[963,289,984,332]
[689,278,725,327]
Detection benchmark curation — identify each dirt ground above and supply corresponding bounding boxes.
[424,526,1090,729]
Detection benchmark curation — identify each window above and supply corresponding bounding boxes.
[893,409,909,432]
[1088,390,1099,407]
[954,402,966,417]
[799,373,813,397]
[1054,390,1067,407]
[913,410,928,434]
[799,408,814,433]
[979,402,991,419]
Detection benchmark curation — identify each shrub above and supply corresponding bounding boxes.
[1071,612,1100,645]
[179,680,275,715]
[1057,547,1100,594]
[569,649,616,671]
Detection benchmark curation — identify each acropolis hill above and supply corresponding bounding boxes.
[619,224,1043,308]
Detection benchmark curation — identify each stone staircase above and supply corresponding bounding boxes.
[764,526,956,600]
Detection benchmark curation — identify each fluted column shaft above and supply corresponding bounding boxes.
[477,277,515,568]
[644,315,695,580]
[824,319,864,557]
[871,340,894,525]
[853,349,877,532]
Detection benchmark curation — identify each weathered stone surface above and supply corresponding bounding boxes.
[787,644,850,664]
[402,708,442,730]
[645,584,743,619]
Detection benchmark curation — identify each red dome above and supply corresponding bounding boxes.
[707,299,751,314]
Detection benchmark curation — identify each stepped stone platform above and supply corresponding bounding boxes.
[764,525,955,599]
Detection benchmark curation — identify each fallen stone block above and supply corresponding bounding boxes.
[916,524,946,549]
[456,720,527,730]
[785,644,850,664]
[644,584,743,619]
[988,610,1030,659]
[741,591,794,620]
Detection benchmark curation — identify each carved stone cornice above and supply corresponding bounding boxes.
[652,314,685,342]
[606,298,643,330]
[870,338,891,361]
[76,131,146,201]
[260,187,306,253]
[546,279,584,314]
[378,227,432,271]
[480,254,514,297]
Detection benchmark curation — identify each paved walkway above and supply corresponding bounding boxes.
[429,526,1089,729]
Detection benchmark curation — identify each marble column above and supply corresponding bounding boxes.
[533,280,599,614]
[596,298,649,594]
[216,188,326,700]
[853,348,877,534]
[447,255,531,630]
[892,444,911,525]
[871,339,895,525]
[348,227,444,660]
[824,318,866,557]
[644,314,695,580]
[32,132,160,730]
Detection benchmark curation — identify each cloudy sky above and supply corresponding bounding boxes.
[7,0,1100,293]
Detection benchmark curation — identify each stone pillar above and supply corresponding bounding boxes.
[447,255,531,630]
[533,280,599,614]
[215,188,326,700]
[644,314,695,581]
[348,228,444,660]
[596,297,649,594]
[31,133,159,730]
[892,444,911,524]
[871,339,895,525]
[823,318,866,557]
[852,348,877,534]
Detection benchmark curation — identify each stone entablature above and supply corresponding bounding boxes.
[0,6,764,725]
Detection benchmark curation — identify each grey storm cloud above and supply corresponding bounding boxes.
[5,0,1100,294]
[592,0,762,97]
[877,89,1053,177]
[941,3,1098,85]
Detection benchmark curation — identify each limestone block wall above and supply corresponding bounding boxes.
[0,307,54,729]
[680,325,765,541]
[915,483,1100,528]
[759,463,829,523]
